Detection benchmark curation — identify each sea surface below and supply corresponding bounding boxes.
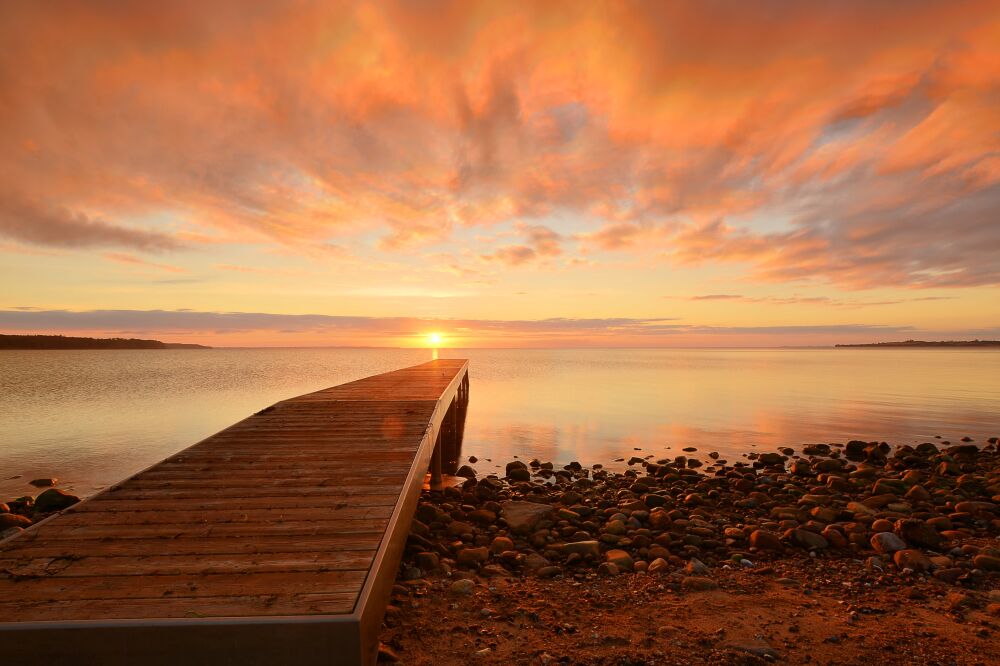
[1,348,999,499]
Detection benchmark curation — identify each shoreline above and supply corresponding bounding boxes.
[3,437,998,664]
[380,438,1000,664]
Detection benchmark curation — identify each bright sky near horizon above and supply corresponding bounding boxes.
[1,1,999,347]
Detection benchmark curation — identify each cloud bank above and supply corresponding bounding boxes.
[4,308,989,348]
[0,1,997,288]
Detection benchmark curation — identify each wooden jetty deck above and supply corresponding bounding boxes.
[0,358,470,665]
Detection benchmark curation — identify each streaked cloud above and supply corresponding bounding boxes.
[0,0,995,291]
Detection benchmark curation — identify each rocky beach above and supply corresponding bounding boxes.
[380,437,1000,664]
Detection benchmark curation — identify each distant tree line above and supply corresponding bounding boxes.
[836,339,1000,348]
[0,334,209,349]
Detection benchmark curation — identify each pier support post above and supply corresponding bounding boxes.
[430,432,443,486]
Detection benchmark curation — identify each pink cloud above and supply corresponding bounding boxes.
[0,0,996,289]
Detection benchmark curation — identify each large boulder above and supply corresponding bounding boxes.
[501,501,554,534]
[33,488,80,513]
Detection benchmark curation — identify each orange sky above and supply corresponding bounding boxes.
[1,1,998,347]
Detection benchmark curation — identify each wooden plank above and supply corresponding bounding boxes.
[0,551,377,577]
[53,506,394,526]
[0,570,369,601]
[0,594,360,621]
[77,495,401,512]
[2,534,383,558]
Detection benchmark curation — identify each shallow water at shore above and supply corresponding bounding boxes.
[1,347,999,498]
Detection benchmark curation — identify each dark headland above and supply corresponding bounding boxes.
[0,334,210,350]
[837,340,1000,348]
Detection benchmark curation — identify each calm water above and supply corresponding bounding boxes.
[1,348,999,499]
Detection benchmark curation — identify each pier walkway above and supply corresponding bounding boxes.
[0,359,470,665]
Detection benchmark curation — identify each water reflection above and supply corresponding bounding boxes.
[1,348,998,498]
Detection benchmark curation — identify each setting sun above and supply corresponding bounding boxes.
[426,332,443,346]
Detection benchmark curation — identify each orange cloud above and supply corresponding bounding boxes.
[0,0,996,289]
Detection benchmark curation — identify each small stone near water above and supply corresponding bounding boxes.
[648,557,669,574]
[749,529,784,552]
[685,558,709,575]
[457,547,489,565]
[490,536,514,554]
[605,548,634,571]
[455,465,477,479]
[415,552,439,571]
[973,554,1000,571]
[29,478,56,488]
[561,540,600,558]
[0,513,32,530]
[449,579,475,596]
[871,532,907,554]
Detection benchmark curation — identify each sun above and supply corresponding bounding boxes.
[427,332,443,346]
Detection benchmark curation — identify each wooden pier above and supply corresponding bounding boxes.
[0,359,470,665]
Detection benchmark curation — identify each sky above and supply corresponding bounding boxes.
[1,1,998,348]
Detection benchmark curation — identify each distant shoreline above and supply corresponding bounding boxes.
[0,334,210,350]
[836,340,1000,348]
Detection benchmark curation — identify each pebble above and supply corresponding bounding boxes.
[870,532,907,554]
[448,579,475,596]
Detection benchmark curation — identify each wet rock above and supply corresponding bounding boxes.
[0,513,32,530]
[561,540,600,558]
[871,532,907,554]
[787,527,828,550]
[973,554,1000,571]
[28,478,56,488]
[456,465,477,479]
[415,552,440,571]
[605,549,634,571]
[468,509,497,525]
[500,501,553,534]
[758,453,784,466]
[685,558,709,575]
[447,520,474,537]
[648,557,669,574]
[598,562,620,576]
[33,488,80,513]
[457,547,489,566]
[489,536,514,554]
[523,553,551,571]
[507,467,531,482]
[449,579,475,596]
[749,529,784,552]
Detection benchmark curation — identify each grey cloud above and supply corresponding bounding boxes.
[0,194,184,252]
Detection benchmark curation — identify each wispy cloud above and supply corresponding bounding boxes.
[0,0,995,291]
[104,253,186,273]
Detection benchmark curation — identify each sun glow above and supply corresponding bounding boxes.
[427,332,443,346]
